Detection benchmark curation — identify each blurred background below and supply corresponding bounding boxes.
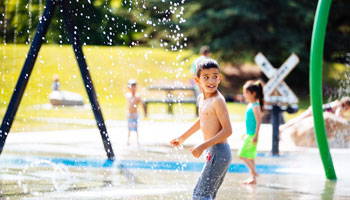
[1,1,350,199]
[0,0,349,131]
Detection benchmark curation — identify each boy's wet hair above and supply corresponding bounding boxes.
[244,80,265,111]
[128,79,137,87]
[196,58,220,78]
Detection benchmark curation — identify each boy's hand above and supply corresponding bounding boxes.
[189,145,205,158]
[170,138,183,147]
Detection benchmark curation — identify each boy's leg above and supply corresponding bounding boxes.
[136,131,139,145]
[193,160,215,200]
[127,131,131,145]
[136,119,139,145]
[193,144,231,200]
[127,117,132,145]
[212,173,227,199]
[127,117,138,145]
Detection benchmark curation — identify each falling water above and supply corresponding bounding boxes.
[17,160,72,194]
[337,53,350,97]
[326,53,350,101]
[11,0,20,68]
[324,53,350,148]
[27,0,33,44]
[1,0,9,76]
[13,0,20,45]
[39,0,43,17]
[2,0,8,45]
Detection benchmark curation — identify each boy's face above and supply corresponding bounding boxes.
[128,84,137,92]
[195,68,221,93]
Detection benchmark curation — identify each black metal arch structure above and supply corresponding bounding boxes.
[0,0,115,159]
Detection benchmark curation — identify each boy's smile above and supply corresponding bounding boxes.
[196,68,221,94]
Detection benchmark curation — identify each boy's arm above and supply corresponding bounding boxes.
[170,94,202,147]
[252,106,262,143]
[170,119,200,147]
[140,98,147,117]
[190,97,232,157]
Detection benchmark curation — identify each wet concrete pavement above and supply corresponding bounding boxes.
[1,120,349,199]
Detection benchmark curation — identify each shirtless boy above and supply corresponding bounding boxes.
[170,58,232,200]
[126,79,146,145]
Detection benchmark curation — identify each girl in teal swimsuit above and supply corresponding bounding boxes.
[238,80,264,185]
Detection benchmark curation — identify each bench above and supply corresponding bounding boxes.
[144,85,199,116]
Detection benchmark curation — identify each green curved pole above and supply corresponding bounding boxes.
[310,0,337,180]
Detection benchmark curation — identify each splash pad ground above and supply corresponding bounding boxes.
[1,119,349,199]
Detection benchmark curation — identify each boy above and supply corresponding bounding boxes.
[126,79,146,146]
[190,46,211,97]
[170,58,232,200]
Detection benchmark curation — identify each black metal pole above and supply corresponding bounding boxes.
[271,105,280,155]
[60,0,115,159]
[0,0,58,154]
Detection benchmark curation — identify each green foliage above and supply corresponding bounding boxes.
[0,0,138,45]
[119,0,187,50]
[180,0,349,94]
[1,0,349,95]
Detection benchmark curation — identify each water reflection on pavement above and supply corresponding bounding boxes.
[0,121,349,199]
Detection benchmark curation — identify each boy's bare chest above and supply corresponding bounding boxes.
[199,100,215,116]
[128,96,138,104]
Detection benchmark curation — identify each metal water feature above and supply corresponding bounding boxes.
[310,0,336,180]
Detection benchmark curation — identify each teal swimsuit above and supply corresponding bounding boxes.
[246,102,259,135]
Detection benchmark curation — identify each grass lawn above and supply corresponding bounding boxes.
[0,44,307,132]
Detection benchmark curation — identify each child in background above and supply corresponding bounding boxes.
[238,80,264,185]
[170,58,232,200]
[52,74,60,91]
[126,79,146,146]
[279,96,350,135]
[336,96,350,120]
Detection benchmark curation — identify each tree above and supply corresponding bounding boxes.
[118,0,187,50]
[180,0,349,94]
[1,0,349,94]
[0,0,138,46]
